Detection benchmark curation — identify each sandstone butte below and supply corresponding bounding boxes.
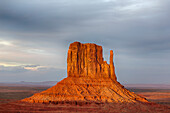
[22,42,148,103]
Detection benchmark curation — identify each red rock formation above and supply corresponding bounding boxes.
[67,42,117,80]
[22,42,148,103]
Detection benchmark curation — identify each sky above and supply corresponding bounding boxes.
[0,0,170,84]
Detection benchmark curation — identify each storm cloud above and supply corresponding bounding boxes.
[0,0,170,83]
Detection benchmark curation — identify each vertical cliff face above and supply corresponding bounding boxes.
[67,42,116,81]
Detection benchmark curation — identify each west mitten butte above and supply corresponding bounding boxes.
[22,42,148,103]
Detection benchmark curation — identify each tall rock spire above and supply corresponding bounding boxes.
[110,50,117,81]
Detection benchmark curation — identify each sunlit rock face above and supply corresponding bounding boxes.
[67,42,116,80]
[22,42,148,103]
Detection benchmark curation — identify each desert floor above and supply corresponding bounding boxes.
[0,86,170,113]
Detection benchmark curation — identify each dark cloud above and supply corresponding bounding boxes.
[24,64,40,67]
[0,0,111,33]
[0,0,170,83]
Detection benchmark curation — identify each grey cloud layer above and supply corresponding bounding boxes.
[0,0,170,83]
[0,65,66,82]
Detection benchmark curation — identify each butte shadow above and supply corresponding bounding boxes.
[22,42,148,104]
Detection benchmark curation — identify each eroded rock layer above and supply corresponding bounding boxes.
[22,42,148,103]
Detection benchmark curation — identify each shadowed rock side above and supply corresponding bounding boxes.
[22,42,148,103]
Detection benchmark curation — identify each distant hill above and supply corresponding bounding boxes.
[124,84,170,89]
[0,81,169,89]
[0,81,57,87]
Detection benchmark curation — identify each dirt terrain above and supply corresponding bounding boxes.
[1,100,170,113]
[0,86,170,112]
[129,88,170,105]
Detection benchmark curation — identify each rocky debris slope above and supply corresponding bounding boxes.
[22,42,148,103]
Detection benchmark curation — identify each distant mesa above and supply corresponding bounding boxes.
[22,42,148,103]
